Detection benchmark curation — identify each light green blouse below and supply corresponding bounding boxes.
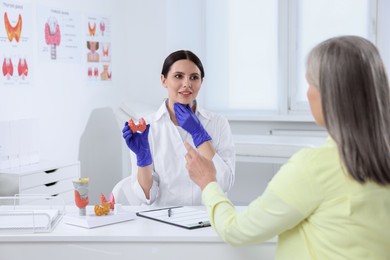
[202,138,390,259]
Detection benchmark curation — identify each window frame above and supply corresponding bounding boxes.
[201,0,379,122]
[287,0,378,114]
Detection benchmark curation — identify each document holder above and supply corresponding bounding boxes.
[0,195,65,233]
[136,206,211,230]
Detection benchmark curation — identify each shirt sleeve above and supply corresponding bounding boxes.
[202,182,304,246]
[210,116,235,193]
[268,149,323,216]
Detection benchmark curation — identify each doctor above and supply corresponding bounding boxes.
[122,50,235,206]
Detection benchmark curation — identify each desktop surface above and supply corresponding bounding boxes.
[0,205,276,260]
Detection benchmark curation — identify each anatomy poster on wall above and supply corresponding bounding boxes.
[37,6,82,63]
[85,14,112,84]
[0,1,33,86]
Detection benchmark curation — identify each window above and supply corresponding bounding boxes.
[202,0,376,119]
[203,0,279,114]
[291,0,374,111]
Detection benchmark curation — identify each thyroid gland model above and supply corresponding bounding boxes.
[4,12,22,43]
[44,16,61,60]
[73,178,90,216]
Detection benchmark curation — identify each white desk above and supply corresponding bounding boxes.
[0,206,276,260]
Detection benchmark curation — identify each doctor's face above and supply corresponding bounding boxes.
[161,59,202,107]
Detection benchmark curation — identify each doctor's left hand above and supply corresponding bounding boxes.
[122,122,152,167]
[174,103,211,147]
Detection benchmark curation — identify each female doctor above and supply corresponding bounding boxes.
[122,50,235,206]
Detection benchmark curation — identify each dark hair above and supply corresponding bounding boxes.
[161,50,205,79]
[307,35,390,185]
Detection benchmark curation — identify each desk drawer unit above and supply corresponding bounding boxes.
[0,161,80,204]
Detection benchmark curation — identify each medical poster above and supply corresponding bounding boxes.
[85,14,112,84]
[0,1,33,86]
[37,6,82,63]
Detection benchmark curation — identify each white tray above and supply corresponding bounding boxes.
[63,206,136,228]
[0,195,65,233]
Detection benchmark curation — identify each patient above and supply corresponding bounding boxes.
[122,50,235,206]
[184,36,390,259]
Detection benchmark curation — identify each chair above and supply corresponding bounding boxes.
[111,176,141,205]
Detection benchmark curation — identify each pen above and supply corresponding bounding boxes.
[168,208,172,217]
[198,221,211,227]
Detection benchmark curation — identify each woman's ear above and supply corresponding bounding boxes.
[161,74,167,88]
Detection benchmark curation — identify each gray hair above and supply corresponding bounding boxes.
[306,36,390,185]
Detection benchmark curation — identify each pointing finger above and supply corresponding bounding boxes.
[184,142,196,153]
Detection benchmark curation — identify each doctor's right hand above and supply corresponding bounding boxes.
[122,122,152,167]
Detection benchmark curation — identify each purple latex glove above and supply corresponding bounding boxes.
[122,122,152,167]
[174,103,211,147]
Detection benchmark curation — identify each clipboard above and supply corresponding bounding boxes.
[136,206,211,230]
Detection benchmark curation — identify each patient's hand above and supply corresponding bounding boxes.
[184,142,217,190]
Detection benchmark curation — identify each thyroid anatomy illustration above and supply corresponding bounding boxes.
[100,64,111,80]
[2,57,29,80]
[99,21,105,36]
[17,58,28,79]
[4,12,22,43]
[88,22,96,36]
[2,57,13,80]
[44,16,61,59]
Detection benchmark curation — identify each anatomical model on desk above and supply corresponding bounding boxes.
[65,177,136,228]
[73,178,89,216]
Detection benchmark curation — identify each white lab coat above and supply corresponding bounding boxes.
[130,101,235,206]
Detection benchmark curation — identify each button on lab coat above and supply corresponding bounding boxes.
[130,101,235,206]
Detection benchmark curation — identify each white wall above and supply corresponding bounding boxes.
[119,0,168,106]
[2,0,387,205]
[0,0,174,203]
[0,0,122,159]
